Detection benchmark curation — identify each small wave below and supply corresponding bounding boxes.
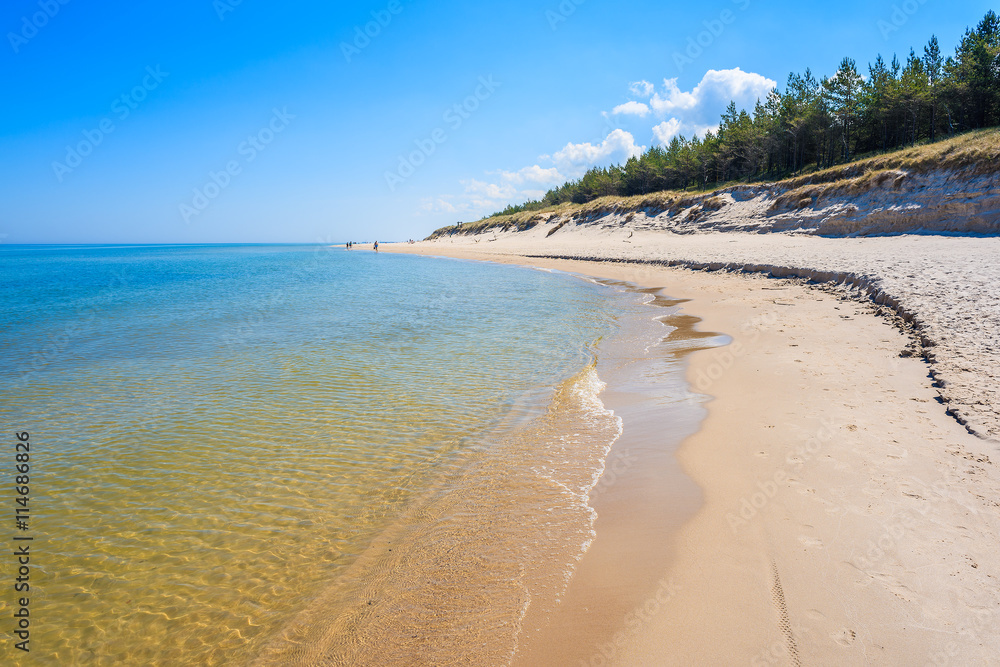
[253,362,622,666]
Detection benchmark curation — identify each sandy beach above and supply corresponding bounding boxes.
[386,235,1000,665]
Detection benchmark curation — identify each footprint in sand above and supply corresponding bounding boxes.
[805,609,826,621]
[832,628,857,646]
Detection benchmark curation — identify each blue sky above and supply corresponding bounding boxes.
[1,0,994,243]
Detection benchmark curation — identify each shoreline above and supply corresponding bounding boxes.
[385,242,1000,665]
[512,275,720,665]
[250,257,694,665]
[382,229,1000,442]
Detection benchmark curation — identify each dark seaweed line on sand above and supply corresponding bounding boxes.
[522,252,989,442]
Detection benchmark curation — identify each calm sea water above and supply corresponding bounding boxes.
[0,244,659,665]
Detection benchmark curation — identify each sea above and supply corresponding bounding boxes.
[0,243,706,665]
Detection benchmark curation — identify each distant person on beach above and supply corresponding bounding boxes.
[374,241,378,252]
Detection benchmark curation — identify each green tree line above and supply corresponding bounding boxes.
[498,10,1000,214]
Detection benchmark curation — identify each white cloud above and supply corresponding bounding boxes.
[498,165,564,186]
[652,119,719,146]
[419,197,458,214]
[649,79,698,114]
[611,68,776,146]
[611,100,651,117]
[645,68,775,118]
[461,178,518,200]
[420,130,644,220]
[695,68,776,107]
[629,80,654,97]
[551,128,645,168]
[695,123,719,137]
[652,118,683,144]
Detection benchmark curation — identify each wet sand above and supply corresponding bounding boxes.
[386,242,1000,666]
[513,283,721,666]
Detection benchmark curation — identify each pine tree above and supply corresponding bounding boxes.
[823,57,863,161]
[924,36,943,140]
[863,55,892,150]
[899,49,928,145]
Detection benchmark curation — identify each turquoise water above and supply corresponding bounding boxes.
[0,244,643,665]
